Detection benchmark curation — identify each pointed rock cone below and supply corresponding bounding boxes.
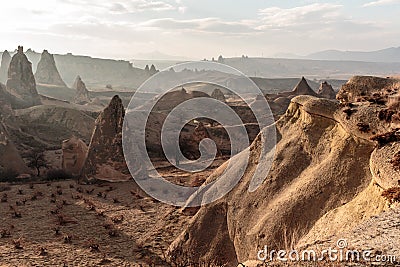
[73,75,91,104]
[81,95,131,182]
[35,50,66,87]
[292,77,317,96]
[318,81,336,99]
[0,50,11,83]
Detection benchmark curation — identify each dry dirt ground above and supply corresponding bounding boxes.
[0,160,225,267]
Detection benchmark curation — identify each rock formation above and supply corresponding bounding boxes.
[317,81,336,99]
[211,88,226,102]
[35,50,66,87]
[62,136,88,176]
[292,76,318,96]
[149,64,158,75]
[5,46,41,107]
[15,105,95,148]
[152,88,210,112]
[337,76,400,103]
[0,122,29,175]
[0,82,28,110]
[81,95,131,182]
[263,77,320,119]
[169,76,400,266]
[73,75,91,104]
[180,122,221,160]
[0,50,11,83]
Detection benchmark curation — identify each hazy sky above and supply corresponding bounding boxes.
[1,0,399,60]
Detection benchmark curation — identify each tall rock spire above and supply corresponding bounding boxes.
[35,50,66,87]
[5,46,41,107]
[0,50,11,83]
[81,95,131,182]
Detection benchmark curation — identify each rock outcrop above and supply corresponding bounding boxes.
[73,76,91,104]
[5,46,41,107]
[317,81,336,99]
[180,122,221,160]
[169,76,400,266]
[81,95,131,182]
[0,82,28,110]
[337,76,400,103]
[35,50,66,87]
[0,122,29,175]
[0,50,11,83]
[211,88,226,102]
[292,76,318,96]
[152,88,210,112]
[62,136,88,176]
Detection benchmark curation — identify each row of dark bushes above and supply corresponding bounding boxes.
[0,168,73,183]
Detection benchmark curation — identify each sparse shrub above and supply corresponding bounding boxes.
[13,239,23,249]
[87,240,100,252]
[0,229,11,238]
[54,227,61,236]
[108,229,119,237]
[370,130,400,147]
[46,169,73,181]
[38,247,48,256]
[357,123,370,133]
[378,109,395,122]
[86,188,94,194]
[342,108,356,120]
[57,189,63,195]
[0,168,18,183]
[391,151,400,170]
[63,234,72,244]
[12,211,22,218]
[382,187,400,203]
[26,149,49,177]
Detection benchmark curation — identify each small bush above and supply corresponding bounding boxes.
[370,130,400,147]
[391,151,400,171]
[382,187,400,204]
[45,169,73,181]
[0,169,18,183]
[378,109,395,122]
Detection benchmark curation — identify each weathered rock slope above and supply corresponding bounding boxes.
[169,76,400,266]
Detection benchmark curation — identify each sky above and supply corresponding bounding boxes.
[0,0,399,60]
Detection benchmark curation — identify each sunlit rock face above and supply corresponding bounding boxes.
[35,50,67,87]
[5,46,41,107]
[62,136,88,177]
[81,95,131,182]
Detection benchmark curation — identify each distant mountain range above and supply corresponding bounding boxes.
[307,47,400,63]
[275,47,400,63]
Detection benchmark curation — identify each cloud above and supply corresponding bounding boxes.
[59,0,180,13]
[363,0,400,7]
[257,3,343,30]
[140,18,256,34]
